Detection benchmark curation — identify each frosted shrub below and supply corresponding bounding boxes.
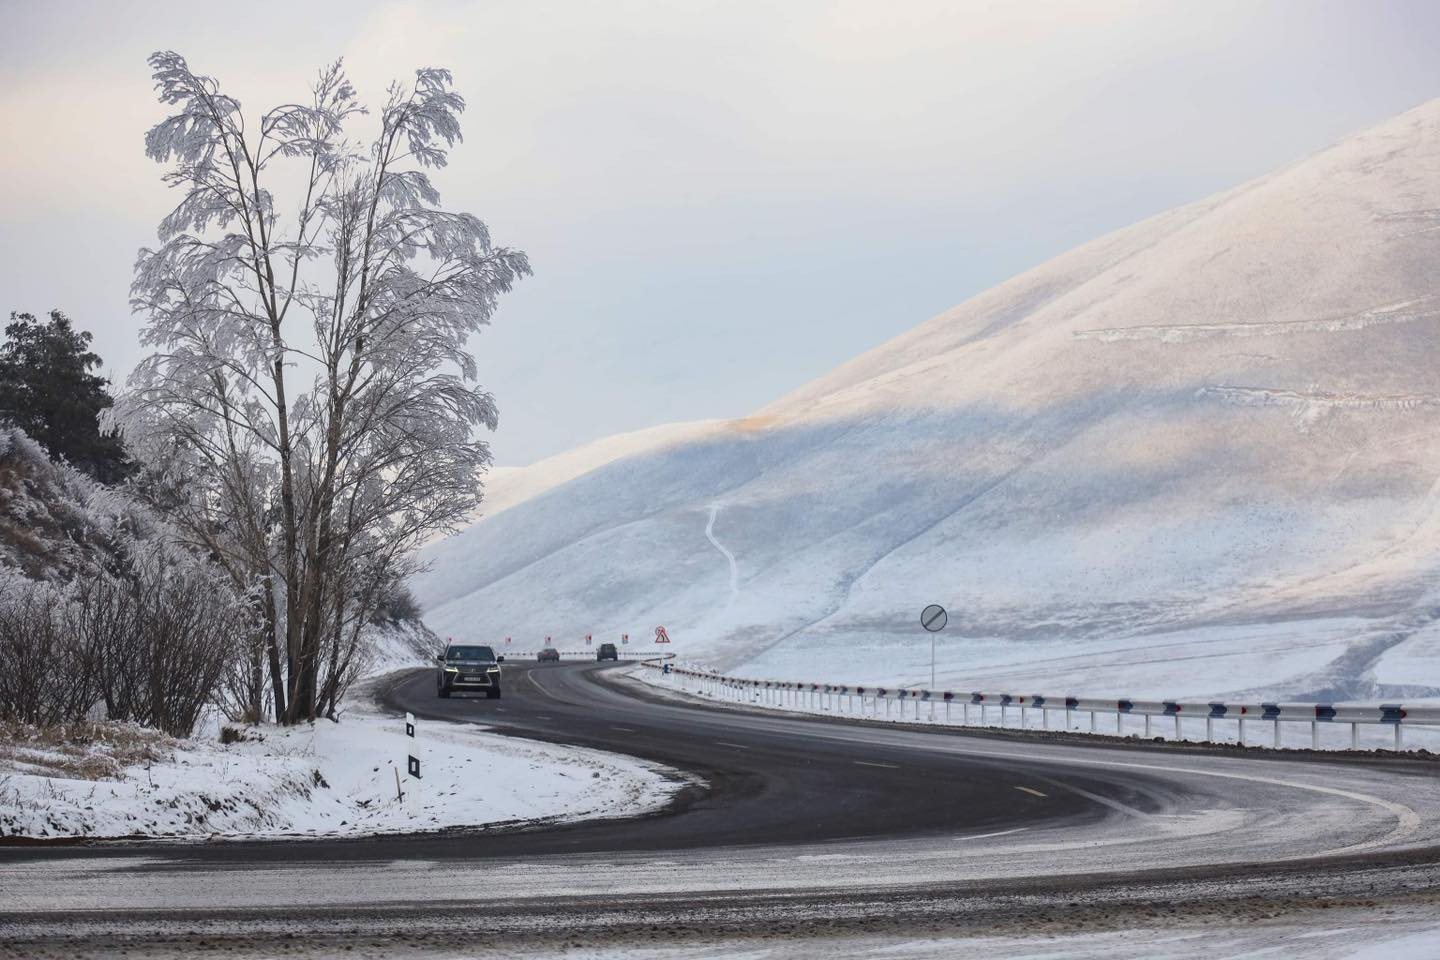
[73,544,249,737]
[0,574,92,726]
[0,549,248,737]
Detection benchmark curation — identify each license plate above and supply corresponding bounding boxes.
[465,675,487,683]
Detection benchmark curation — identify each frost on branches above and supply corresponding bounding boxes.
[111,51,530,723]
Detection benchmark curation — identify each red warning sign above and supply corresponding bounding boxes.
[655,626,671,644]
[585,634,593,645]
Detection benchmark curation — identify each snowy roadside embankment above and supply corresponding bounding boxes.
[632,664,1440,754]
[0,675,683,841]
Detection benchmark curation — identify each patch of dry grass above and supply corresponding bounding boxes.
[0,720,175,780]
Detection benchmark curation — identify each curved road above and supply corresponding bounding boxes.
[3,660,1440,956]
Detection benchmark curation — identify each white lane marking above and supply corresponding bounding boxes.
[534,715,552,721]
[1014,786,1047,798]
[705,503,740,608]
[612,726,636,733]
[716,741,750,750]
[853,760,899,769]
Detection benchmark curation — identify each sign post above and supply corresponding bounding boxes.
[921,605,947,718]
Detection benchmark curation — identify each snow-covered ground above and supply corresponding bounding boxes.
[6,910,1439,960]
[380,913,1440,960]
[497,918,1440,960]
[413,98,1440,707]
[0,676,681,841]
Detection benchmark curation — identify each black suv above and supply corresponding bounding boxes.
[436,643,503,699]
[596,642,619,662]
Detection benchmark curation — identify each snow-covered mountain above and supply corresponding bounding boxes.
[414,99,1440,702]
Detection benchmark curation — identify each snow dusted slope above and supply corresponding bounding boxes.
[415,99,1440,702]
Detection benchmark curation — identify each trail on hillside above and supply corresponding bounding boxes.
[705,504,739,609]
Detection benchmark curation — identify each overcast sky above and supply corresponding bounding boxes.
[2,0,1438,465]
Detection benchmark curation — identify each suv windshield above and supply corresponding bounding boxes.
[446,645,496,661]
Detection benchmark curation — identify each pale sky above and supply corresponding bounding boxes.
[2,0,1437,465]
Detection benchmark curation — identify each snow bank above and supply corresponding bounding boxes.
[0,680,681,841]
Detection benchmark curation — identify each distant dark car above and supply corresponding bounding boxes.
[436,643,503,699]
[537,647,561,663]
[596,642,619,662]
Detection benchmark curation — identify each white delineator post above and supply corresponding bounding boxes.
[401,711,420,804]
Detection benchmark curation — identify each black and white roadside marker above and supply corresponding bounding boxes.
[395,711,420,799]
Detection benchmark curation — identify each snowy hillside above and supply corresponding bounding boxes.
[414,99,1440,702]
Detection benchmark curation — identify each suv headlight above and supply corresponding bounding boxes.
[487,666,500,672]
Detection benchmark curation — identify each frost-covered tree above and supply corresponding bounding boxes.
[111,51,529,723]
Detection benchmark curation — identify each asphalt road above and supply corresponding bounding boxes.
[4,659,1440,957]
[379,658,1125,855]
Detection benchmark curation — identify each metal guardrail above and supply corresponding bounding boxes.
[645,662,1440,751]
[505,650,677,661]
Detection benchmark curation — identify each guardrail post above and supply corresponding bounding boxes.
[963,701,970,724]
[1089,710,1097,733]
[1311,720,1319,749]
[1273,719,1281,748]
[1041,706,1048,730]
[980,703,987,725]
[1395,724,1403,750]
[1144,714,1152,737]
[1173,715,1181,740]
[1000,703,1007,727]
[1115,712,1122,735]
[1238,717,1246,745]
[1020,705,1028,729]
[1349,722,1357,749]
[1205,717,1213,742]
